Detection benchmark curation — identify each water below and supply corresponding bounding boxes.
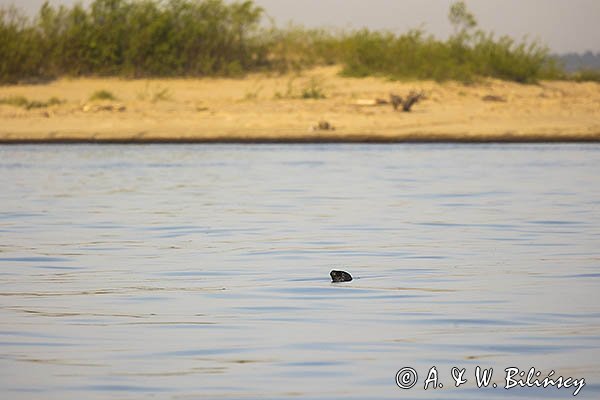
[1,144,599,399]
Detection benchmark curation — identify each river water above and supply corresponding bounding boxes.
[1,144,599,399]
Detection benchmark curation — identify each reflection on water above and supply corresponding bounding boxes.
[0,144,599,399]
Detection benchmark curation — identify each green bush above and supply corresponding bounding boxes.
[0,95,64,109]
[0,95,30,107]
[338,5,556,84]
[0,6,44,83]
[89,89,117,101]
[0,0,268,83]
[300,77,326,99]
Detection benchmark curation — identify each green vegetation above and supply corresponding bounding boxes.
[0,95,63,109]
[273,76,326,99]
[339,29,562,83]
[261,25,344,73]
[339,2,560,83]
[300,77,326,99]
[0,0,597,84]
[137,82,172,102]
[0,0,266,83]
[570,69,600,83]
[89,89,117,101]
[273,77,298,99]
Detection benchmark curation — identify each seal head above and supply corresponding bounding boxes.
[330,270,353,283]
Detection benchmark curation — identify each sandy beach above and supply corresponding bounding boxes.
[1,66,599,143]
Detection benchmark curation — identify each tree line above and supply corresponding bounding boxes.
[0,0,593,84]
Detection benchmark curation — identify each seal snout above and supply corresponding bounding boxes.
[330,270,353,283]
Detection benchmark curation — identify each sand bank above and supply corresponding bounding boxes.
[1,66,599,143]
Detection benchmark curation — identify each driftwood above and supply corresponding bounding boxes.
[354,91,425,111]
[390,91,425,112]
[390,94,403,110]
[82,103,126,113]
[354,98,389,106]
[482,94,507,102]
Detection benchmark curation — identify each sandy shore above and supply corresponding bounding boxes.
[1,66,599,143]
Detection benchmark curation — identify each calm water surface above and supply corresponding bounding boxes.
[1,144,599,399]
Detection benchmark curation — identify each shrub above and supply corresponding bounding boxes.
[300,77,326,99]
[89,89,117,101]
[137,82,172,102]
[339,2,555,84]
[0,95,64,109]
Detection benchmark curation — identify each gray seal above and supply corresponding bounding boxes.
[330,270,353,282]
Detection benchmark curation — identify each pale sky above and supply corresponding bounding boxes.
[3,0,600,53]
